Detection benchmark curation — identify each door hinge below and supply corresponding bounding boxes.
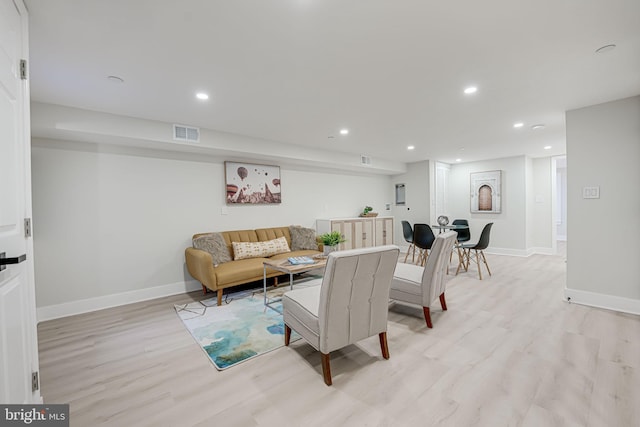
[20,59,28,80]
[24,218,31,238]
[32,371,39,392]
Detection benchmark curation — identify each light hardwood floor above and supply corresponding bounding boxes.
[37,249,639,427]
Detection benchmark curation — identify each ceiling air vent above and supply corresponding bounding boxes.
[173,124,200,142]
[360,155,371,166]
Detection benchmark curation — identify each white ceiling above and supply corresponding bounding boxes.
[25,0,640,165]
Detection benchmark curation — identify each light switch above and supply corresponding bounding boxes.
[582,186,600,199]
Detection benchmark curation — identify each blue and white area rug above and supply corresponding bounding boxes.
[175,282,316,370]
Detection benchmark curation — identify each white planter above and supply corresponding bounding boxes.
[323,245,337,256]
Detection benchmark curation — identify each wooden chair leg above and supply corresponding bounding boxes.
[284,324,291,346]
[455,248,468,275]
[422,306,433,328]
[404,244,413,263]
[419,249,429,266]
[201,284,207,295]
[464,249,471,271]
[455,253,463,275]
[480,251,492,276]
[379,332,390,359]
[217,289,223,306]
[439,292,447,311]
[321,352,332,386]
[475,250,483,280]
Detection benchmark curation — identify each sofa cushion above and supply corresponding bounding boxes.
[232,236,291,260]
[193,233,232,266]
[289,225,318,251]
[214,257,270,285]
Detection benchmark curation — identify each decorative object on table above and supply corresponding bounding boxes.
[320,231,346,255]
[175,283,320,370]
[470,170,501,213]
[359,205,378,217]
[225,161,281,204]
[437,215,449,226]
[287,256,315,265]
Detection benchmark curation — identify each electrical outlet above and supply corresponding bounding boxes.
[582,186,600,199]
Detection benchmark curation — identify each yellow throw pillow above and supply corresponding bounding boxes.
[232,237,291,260]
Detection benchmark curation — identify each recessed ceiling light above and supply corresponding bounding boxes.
[513,122,524,128]
[107,75,124,83]
[544,145,552,150]
[464,86,477,95]
[455,158,462,162]
[196,92,209,100]
[531,124,545,130]
[340,129,349,135]
[407,145,415,150]
[595,44,616,54]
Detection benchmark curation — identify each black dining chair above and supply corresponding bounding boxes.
[456,223,493,279]
[401,220,416,263]
[452,219,470,243]
[413,223,436,266]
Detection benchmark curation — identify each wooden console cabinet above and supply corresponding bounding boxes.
[316,217,394,250]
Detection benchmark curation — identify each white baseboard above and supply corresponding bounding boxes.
[528,247,556,256]
[564,288,640,316]
[485,247,530,257]
[406,246,554,258]
[37,280,202,322]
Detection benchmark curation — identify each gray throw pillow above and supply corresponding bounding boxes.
[289,225,318,251]
[193,233,232,266]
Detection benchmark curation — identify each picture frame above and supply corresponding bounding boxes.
[470,170,501,213]
[225,162,281,204]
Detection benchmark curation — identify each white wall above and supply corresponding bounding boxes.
[555,159,567,240]
[389,161,430,246]
[449,156,528,254]
[531,157,553,251]
[525,157,534,249]
[32,140,391,319]
[566,95,640,313]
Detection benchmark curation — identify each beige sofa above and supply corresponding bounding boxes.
[185,226,321,305]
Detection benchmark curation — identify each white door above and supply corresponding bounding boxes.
[0,0,41,404]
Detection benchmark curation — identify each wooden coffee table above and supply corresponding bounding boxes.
[262,256,327,310]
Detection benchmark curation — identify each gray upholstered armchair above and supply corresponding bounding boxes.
[390,231,458,328]
[282,245,400,385]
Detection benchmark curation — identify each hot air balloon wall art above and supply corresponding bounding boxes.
[224,161,282,204]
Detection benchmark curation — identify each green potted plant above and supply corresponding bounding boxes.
[320,231,346,255]
[359,206,378,217]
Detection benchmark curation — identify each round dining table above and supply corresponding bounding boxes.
[431,224,469,233]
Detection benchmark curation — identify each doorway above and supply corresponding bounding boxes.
[553,156,567,257]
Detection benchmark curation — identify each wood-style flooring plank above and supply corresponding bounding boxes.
[37,248,639,426]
